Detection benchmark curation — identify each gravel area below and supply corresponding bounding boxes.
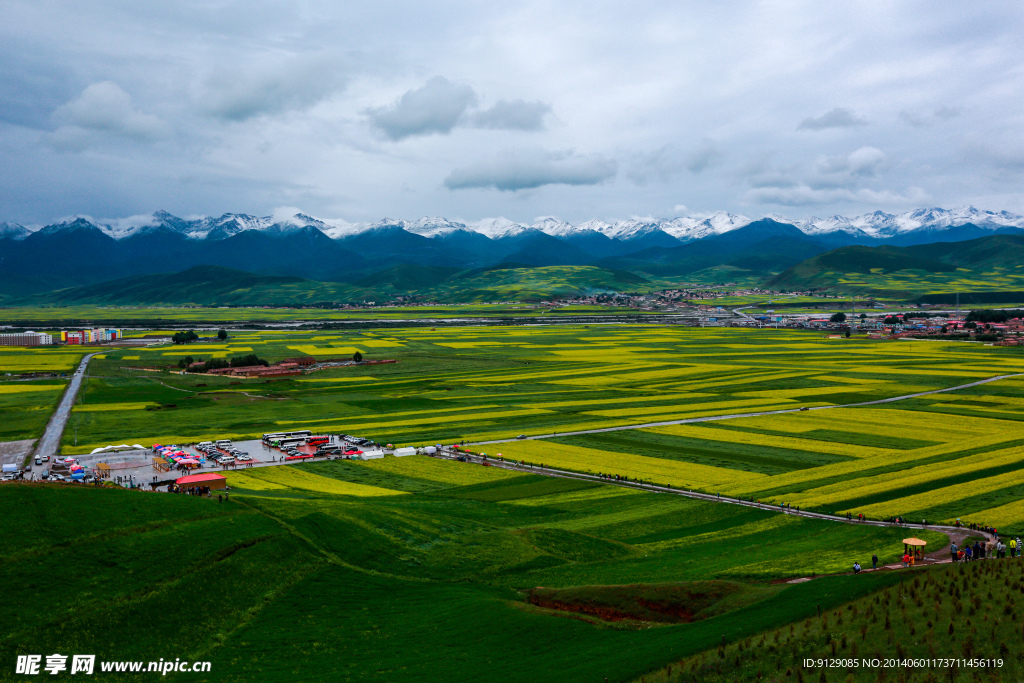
[0,439,36,467]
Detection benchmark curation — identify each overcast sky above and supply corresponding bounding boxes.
[2,1,1022,226]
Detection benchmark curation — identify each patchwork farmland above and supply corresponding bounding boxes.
[4,325,1024,681]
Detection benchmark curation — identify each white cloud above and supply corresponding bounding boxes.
[48,81,168,147]
[813,146,887,179]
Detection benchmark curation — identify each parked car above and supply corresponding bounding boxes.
[41,455,49,462]
[34,457,42,466]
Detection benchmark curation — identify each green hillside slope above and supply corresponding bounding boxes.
[767,234,1024,300]
[26,264,650,306]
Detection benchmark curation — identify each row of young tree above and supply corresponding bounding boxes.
[176,353,268,372]
[171,329,229,344]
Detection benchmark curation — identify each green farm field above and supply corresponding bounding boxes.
[45,325,1024,531]
[0,345,88,440]
[0,460,945,683]
[6,325,1024,681]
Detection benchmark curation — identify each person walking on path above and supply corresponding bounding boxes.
[872,553,878,570]
[950,542,958,561]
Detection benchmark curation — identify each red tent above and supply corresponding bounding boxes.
[175,473,227,489]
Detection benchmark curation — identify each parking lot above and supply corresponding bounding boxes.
[3,430,389,487]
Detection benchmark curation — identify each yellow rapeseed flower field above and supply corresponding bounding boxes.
[492,440,767,489]
[244,466,407,497]
[359,454,522,485]
[0,384,63,394]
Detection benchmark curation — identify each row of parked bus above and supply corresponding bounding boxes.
[261,430,368,459]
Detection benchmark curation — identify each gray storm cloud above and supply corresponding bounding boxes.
[797,108,868,131]
[470,100,551,131]
[202,54,347,121]
[367,78,552,140]
[0,2,1022,222]
[368,77,478,140]
[445,150,617,191]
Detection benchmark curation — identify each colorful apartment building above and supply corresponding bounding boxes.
[61,329,122,344]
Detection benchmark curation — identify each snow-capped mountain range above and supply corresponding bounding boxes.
[2,206,1023,243]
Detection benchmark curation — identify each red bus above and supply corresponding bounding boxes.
[307,436,330,446]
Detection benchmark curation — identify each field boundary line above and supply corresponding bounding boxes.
[472,372,1024,445]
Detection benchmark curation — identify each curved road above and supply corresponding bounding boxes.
[33,352,99,460]
[474,372,1024,445]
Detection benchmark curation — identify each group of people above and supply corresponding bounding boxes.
[902,548,923,566]
[953,537,1022,561]
[955,519,999,535]
[168,483,221,497]
[115,474,142,489]
[854,532,1023,575]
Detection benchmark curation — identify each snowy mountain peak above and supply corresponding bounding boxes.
[8,206,1024,245]
[0,221,30,240]
[659,211,752,240]
[531,217,574,236]
[403,217,467,237]
[470,217,530,238]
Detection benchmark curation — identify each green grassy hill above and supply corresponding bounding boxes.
[642,558,1024,682]
[26,264,649,306]
[1,462,935,682]
[767,234,1024,300]
[36,265,359,306]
